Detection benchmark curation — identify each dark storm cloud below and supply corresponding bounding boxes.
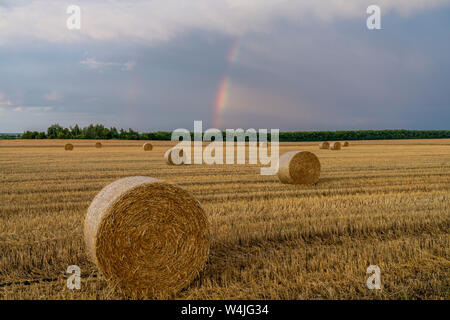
[0,1,449,132]
[222,11,450,130]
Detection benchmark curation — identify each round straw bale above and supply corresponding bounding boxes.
[95,142,102,148]
[277,151,321,184]
[143,142,153,151]
[84,176,209,299]
[330,142,341,150]
[65,143,74,151]
[343,141,349,147]
[319,141,330,149]
[164,148,185,166]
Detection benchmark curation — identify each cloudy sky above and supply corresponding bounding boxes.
[0,0,449,132]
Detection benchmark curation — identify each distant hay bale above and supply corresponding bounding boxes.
[84,176,209,299]
[143,143,153,151]
[164,148,185,166]
[64,143,74,151]
[277,151,321,184]
[343,141,350,147]
[95,142,102,149]
[330,142,342,150]
[319,141,330,149]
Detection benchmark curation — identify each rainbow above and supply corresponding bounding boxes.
[213,38,240,129]
[227,38,240,63]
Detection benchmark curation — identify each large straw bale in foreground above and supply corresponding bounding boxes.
[330,142,341,150]
[143,143,153,151]
[84,176,209,299]
[164,148,185,165]
[95,142,102,148]
[65,143,74,151]
[319,141,330,149]
[277,151,321,184]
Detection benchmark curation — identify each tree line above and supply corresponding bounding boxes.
[0,133,21,139]
[21,124,167,140]
[19,124,450,141]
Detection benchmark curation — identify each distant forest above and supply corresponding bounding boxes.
[0,133,21,139]
[13,124,450,141]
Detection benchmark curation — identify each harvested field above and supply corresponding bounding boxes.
[0,139,449,299]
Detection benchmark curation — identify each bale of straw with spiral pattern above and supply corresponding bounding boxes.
[84,176,210,299]
[65,143,74,151]
[330,142,341,150]
[319,141,330,149]
[95,142,102,149]
[143,143,153,151]
[343,141,349,147]
[277,151,321,184]
[164,148,185,166]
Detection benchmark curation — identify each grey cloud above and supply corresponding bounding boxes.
[0,93,14,107]
[44,92,62,101]
[0,3,449,132]
[0,1,449,45]
[80,57,136,71]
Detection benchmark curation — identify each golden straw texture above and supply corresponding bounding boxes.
[95,142,102,148]
[84,176,210,299]
[277,151,321,184]
[330,142,342,150]
[319,141,330,149]
[64,143,74,151]
[143,143,153,151]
